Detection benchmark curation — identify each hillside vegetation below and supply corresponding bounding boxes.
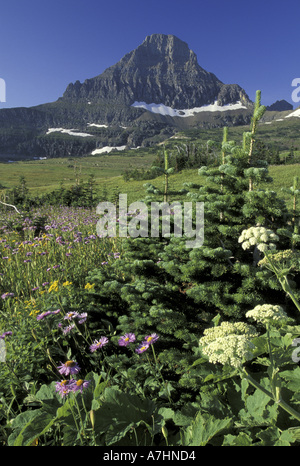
[1,93,300,446]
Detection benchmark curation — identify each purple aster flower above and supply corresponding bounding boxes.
[64,312,79,320]
[77,313,87,324]
[72,379,90,393]
[36,311,53,321]
[62,323,75,334]
[55,379,75,398]
[118,333,136,347]
[57,360,81,376]
[135,342,150,354]
[42,282,50,286]
[0,331,12,339]
[143,333,159,345]
[89,336,109,352]
[1,292,14,299]
[31,287,39,291]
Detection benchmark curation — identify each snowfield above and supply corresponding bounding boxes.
[87,123,109,128]
[131,100,247,117]
[91,146,127,155]
[285,108,300,118]
[46,128,93,137]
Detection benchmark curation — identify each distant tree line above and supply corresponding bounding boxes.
[122,138,293,182]
[0,174,117,210]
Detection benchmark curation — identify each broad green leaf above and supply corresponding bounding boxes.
[257,426,295,446]
[239,384,278,427]
[274,429,295,446]
[92,387,160,445]
[158,407,175,421]
[8,410,41,446]
[9,410,56,446]
[56,398,74,419]
[62,424,80,446]
[182,412,232,446]
[288,426,300,442]
[35,382,62,415]
[223,432,253,446]
[281,366,300,392]
[35,383,56,401]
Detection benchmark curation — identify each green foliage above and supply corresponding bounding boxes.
[1,90,300,446]
[7,379,165,446]
[181,412,232,446]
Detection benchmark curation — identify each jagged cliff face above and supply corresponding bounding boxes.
[62,34,250,109]
[0,34,254,159]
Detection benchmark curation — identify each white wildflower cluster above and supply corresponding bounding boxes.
[199,321,258,369]
[245,304,291,326]
[238,226,279,252]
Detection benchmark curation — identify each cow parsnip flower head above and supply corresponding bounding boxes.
[238,227,279,252]
[246,304,291,326]
[258,249,300,269]
[199,321,258,368]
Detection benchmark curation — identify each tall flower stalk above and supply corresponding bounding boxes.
[199,228,300,424]
[137,333,172,404]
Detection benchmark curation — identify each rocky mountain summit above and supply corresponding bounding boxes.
[62,34,251,110]
[266,100,293,112]
[0,33,292,160]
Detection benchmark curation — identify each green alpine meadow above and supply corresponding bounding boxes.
[1,90,300,446]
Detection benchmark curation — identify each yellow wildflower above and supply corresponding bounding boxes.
[84,283,95,290]
[48,280,59,293]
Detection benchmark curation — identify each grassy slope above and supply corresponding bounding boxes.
[0,116,300,204]
[1,158,298,206]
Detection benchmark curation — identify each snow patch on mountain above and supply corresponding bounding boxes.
[46,128,93,137]
[131,100,247,117]
[87,123,109,128]
[91,146,127,155]
[285,108,300,118]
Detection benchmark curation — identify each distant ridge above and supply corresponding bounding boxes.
[266,100,293,112]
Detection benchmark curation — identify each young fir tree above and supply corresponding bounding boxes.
[161,92,288,318]
[85,91,296,399]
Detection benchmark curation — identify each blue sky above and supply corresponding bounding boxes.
[0,0,299,109]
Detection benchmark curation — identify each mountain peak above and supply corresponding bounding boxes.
[141,33,191,55]
[266,99,293,112]
[135,33,198,70]
[62,34,251,110]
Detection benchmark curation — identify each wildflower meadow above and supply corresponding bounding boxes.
[1,92,300,447]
